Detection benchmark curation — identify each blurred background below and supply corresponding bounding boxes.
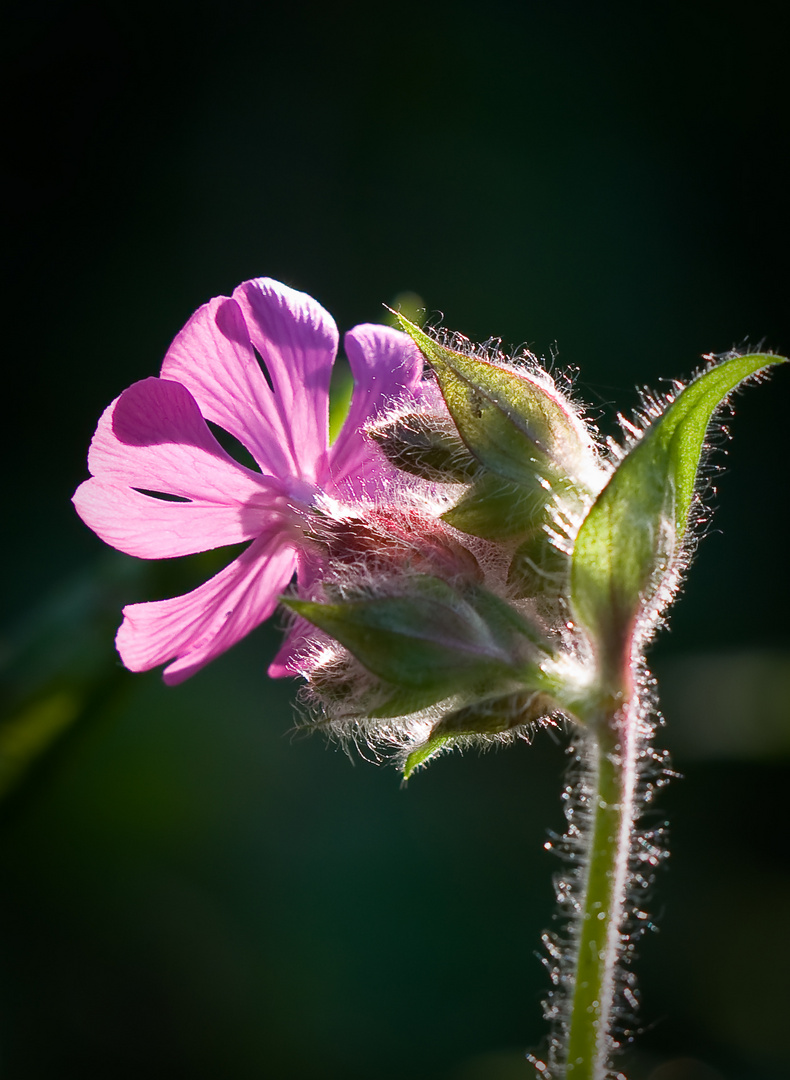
[2,1,789,1077]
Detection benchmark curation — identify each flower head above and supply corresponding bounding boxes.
[74,277,784,786]
[73,278,424,684]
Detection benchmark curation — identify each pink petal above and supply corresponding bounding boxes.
[268,619,316,678]
[231,278,338,479]
[267,548,325,678]
[73,478,280,559]
[116,530,298,684]
[160,291,298,477]
[87,378,275,505]
[327,324,425,494]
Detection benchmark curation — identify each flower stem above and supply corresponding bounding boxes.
[563,697,638,1079]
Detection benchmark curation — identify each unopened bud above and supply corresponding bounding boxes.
[367,410,478,483]
[391,311,599,493]
[310,505,483,582]
[285,575,552,720]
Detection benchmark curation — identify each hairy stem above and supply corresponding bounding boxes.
[564,697,638,1079]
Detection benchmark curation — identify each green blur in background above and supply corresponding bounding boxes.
[2,1,789,1078]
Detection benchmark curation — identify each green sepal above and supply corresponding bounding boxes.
[402,734,453,780]
[441,472,551,540]
[571,352,786,667]
[368,686,466,720]
[402,689,557,780]
[287,575,553,721]
[285,576,520,697]
[433,689,557,736]
[367,410,478,483]
[464,582,553,654]
[392,311,592,488]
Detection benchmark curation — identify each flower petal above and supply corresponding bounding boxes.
[267,548,324,678]
[268,619,316,678]
[231,278,338,479]
[87,378,275,504]
[328,324,425,494]
[160,290,298,476]
[73,478,279,558]
[116,530,298,684]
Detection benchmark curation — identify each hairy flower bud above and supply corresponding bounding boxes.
[391,312,601,493]
[308,504,483,582]
[285,574,554,726]
[366,409,478,483]
[389,312,605,550]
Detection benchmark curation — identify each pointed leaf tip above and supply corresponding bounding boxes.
[571,351,786,668]
[402,734,452,780]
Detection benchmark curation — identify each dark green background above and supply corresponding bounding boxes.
[3,2,789,1078]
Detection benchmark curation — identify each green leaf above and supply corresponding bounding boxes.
[571,353,785,668]
[329,361,354,443]
[391,311,594,488]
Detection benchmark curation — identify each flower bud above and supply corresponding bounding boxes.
[285,575,552,721]
[366,409,478,483]
[308,504,483,582]
[391,312,599,493]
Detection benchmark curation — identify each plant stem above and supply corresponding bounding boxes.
[563,696,638,1079]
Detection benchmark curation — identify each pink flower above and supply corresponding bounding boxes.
[73,278,424,684]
